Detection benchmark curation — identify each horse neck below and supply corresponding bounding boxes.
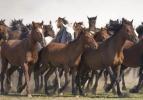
[89,24,96,32]
[67,36,85,59]
[26,31,37,51]
[110,31,127,53]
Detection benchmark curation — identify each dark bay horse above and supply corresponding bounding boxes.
[76,18,138,97]
[87,16,97,33]
[34,28,97,95]
[0,21,45,97]
[43,21,55,38]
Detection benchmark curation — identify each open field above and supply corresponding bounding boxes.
[0,68,143,100]
[0,91,143,100]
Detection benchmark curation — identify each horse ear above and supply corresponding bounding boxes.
[122,18,126,24]
[32,21,35,27]
[87,16,89,20]
[131,20,133,24]
[117,19,119,23]
[49,21,52,25]
[41,21,44,25]
[95,16,97,19]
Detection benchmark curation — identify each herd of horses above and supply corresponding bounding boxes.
[0,17,143,98]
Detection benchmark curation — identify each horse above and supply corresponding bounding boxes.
[0,20,9,41]
[34,28,97,95]
[115,24,143,93]
[54,17,72,43]
[0,21,45,97]
[87,16,97,33]
[73,22,84,39]
[76,18,138,97]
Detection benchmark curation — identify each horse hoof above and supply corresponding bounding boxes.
[34,88,39,93]
[72,89,78,96]
[79,91,86,96]
[118,92,129,98]
[58,92,64,96]
[28,94,32,98]
[129,88,139,93]
[92,90,96,95]
[104,84,111,93]
[1,90,8,95]
[122,86,127,90]
[112,88,117,94]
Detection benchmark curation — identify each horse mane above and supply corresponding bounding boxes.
[58,17,68,25]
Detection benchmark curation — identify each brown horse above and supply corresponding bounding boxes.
[0,21,45,97]
[0,21,9,41]
[76,18,138,97]
[94,27,110,42]
[34,28,97,95]
[73,22,84,39]
[43,21,55,38]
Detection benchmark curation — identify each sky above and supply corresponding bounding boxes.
[0,0,143,28]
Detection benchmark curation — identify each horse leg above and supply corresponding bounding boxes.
[1,59,8,94]
[6,65,18,92]
[71,67,78,95]
[91,69,104,95]
[44,66,55,95]
[103,70,108,89]
[114,65,125,97]
[130,66,143,93]
[54,67,62,95]
[104,66,116,93]
[23,63,31,97]
[85,71,94,93]
[121,72,127,90]
[52,68,64,94]
[40,66,49,90]
[59,67,70,94]
[17,67,23,92]
[34,62,41,93]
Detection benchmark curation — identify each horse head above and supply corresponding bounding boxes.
[73,21,84,37]
[78,28,98,49]
[87,16,97,29]
[31,21,46,47]
[120,18,139,43]
[56,17,68,28]
[0,24,9,41]
[43,21,55,38]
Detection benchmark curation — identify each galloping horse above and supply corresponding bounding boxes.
[76,18,138,97]
[34,28,97,95]
[0,21,45,97]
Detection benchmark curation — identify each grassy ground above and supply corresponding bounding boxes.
[1,90,143,100]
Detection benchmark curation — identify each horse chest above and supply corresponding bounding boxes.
[26,51,38,63]
[113,52,124,65]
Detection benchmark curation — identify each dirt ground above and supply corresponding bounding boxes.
[0,67,143,100]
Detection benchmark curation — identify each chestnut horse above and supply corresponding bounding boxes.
[73,22,84,39]
[0,21,45,97]
[34,28,97,95]
[76,18,138,97]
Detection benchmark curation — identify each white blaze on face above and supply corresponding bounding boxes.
[38,28,43,34]
[38,27,44,38]
[135,30,138,37]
